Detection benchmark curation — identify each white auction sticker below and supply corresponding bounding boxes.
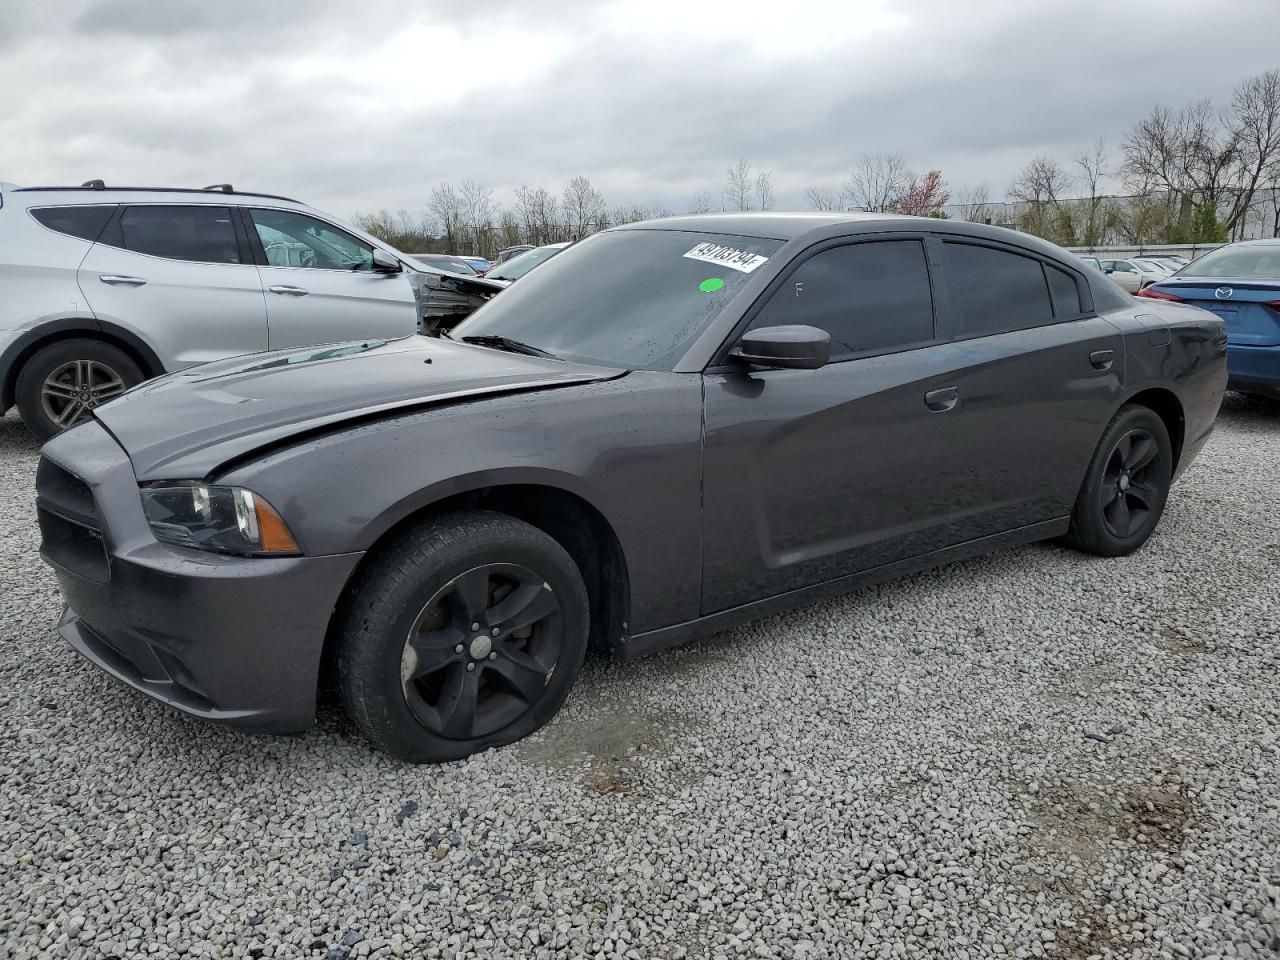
[682,241,770,274]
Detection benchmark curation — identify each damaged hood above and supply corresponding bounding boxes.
[94,336,620,480]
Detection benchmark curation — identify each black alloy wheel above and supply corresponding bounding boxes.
[401,563,562,740]
[1064,403,1173,557]
[336,511,589,762]
[1099,428,1161,539]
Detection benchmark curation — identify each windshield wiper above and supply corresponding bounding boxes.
[458,335,559,360]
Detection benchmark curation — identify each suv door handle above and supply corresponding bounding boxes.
[99,275,146,287]
[924,386,959,412]
[268,285,309,297]
[1089,349,1115,371]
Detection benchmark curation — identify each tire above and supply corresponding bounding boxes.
[15,338,144,441]
[1064,404,1174,557]
[335,510,589,762]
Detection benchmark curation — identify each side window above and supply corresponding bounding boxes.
[118,206,242,264]
[248,208,374,271]
[750,240,935,360]
[1112,261,1135,273]
[944,242,1053,336]
[1045,263,1083,317]
[30,205,115,242]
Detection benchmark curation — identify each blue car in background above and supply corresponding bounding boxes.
[1139,239,1280,398]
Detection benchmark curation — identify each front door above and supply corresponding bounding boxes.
[701,236,975,613]
[244,207,419,349]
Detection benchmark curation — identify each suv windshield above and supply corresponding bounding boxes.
[486,245,564,282]
[1181,245,1280,280]
[451,229,783,370]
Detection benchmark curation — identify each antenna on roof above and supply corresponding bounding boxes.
[82,179,106,190]
[203,184,234,193]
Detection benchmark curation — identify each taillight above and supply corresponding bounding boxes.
[1136,288,1186,302]
[1266,300,1280,310]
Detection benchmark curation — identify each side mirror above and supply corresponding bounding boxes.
[372,249,402,273]
[731,325,831,370]
[1104,266,1115,274]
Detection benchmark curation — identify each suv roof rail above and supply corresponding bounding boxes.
[11,184,302,204]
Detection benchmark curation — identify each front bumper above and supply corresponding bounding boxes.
[38,421,362,733]
[1227,342,1280,397]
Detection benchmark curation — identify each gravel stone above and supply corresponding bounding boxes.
[1,394,1279,959]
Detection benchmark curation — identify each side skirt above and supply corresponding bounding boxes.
[619,517,1070,661]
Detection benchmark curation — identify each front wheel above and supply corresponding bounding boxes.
[1064,404,1173,557]
[335,511,589,762]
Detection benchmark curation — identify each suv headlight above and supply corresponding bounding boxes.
[141,484,300,556]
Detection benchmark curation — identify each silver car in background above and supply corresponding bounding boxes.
[0,181,498,438]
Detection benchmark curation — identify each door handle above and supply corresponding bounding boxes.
[1089,349,1115,371]
[99,275,146,287]
[268,285,309,297]
[924,386,959,412]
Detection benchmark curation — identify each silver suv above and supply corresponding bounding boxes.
[0,182,496,438]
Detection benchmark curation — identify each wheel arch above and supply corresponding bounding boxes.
[318,482,632,705]
[1122,387,1186,474]
[0,318,165,411]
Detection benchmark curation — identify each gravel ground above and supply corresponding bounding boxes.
[1,396,1278,960]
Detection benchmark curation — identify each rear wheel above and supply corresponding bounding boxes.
[335,511,589,762]
[15,339,143,440]
[1064,404,1173,557]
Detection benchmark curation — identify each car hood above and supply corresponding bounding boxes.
[94,336,622,480]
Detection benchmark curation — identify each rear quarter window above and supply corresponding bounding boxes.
[29,205,116,242]
[1045,263,1084,317]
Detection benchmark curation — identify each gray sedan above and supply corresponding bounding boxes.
[37,213,1226,761]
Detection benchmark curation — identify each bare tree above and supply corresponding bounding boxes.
[1074,138,1110,246]
[725,158,754,211]
[1009,156,1074,242]
[803,184,841,210]
[842,152,907,212]
[561,175,606,240]
[755,170,775,211]
[427,182,465,253]
[1223,69,1280,236]
[689,191,714,215]
[514,184,559,245]
[459,180,495,255]
[953,182,992,224]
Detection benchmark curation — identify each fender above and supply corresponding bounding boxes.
[0,317,166,410]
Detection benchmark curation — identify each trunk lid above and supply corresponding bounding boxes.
[1149,279,1280,347]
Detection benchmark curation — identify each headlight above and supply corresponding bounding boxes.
[140,484,301,556]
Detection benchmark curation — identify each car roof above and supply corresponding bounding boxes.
[7,184,303,206]
[615,211,1084,263]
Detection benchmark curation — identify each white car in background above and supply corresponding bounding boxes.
[1100,257,1167,293]
[0,181,499,437]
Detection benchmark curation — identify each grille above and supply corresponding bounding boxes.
[36,456,109,582]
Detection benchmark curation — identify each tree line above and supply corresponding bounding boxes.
[355,69,1280,256]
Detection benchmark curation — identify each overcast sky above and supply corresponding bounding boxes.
[3,0,1278,221]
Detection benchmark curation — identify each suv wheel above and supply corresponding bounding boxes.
[15,339,144,440]
[335,511,590,762]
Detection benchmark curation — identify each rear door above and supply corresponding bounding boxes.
[929,238,1125,530]
[244,207,418,349]
[77,204,268,367]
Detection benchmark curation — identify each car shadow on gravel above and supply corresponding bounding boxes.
[1219,389,1280,425]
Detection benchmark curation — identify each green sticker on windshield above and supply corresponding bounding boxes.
[698,277,725,293]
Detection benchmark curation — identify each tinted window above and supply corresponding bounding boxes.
[945,243,1053,336]
[30,205,115,242]
[250,208,374,271]
[1045,264,1083,317]
[750,240,934,359]
[451,229,783,370]
[119,206,241,263]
